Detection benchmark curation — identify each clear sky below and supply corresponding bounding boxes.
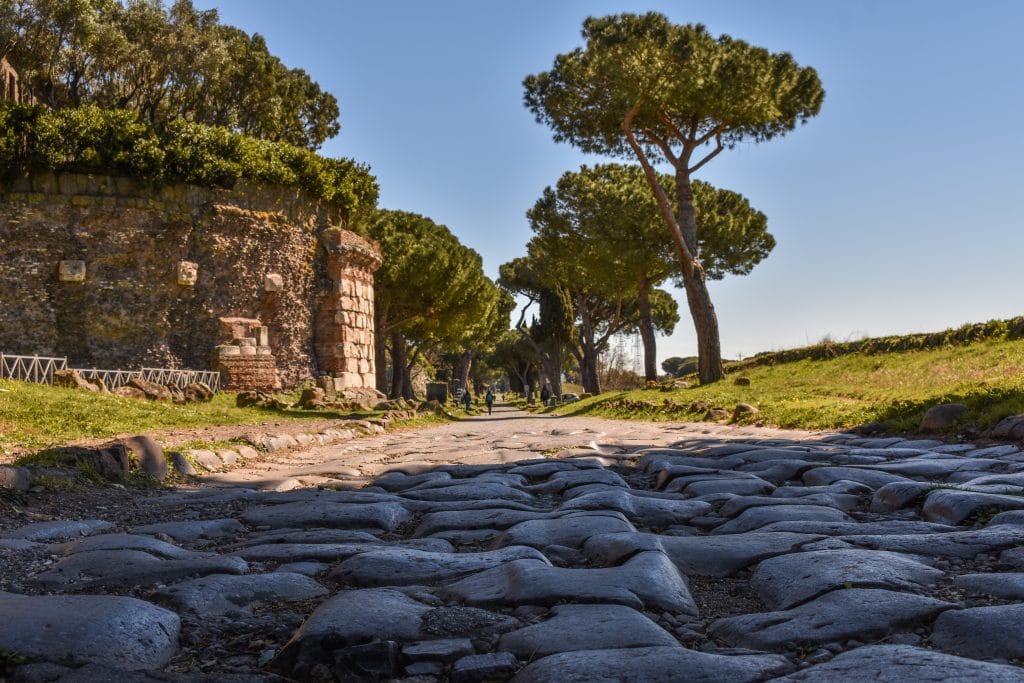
[194,0,1024,364]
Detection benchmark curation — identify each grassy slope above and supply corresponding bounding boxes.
[0,380,436,455]
[551,338,1024,433]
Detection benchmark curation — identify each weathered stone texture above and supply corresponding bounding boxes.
[0,173,379,389]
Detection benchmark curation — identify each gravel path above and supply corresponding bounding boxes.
[3,405,1024,681]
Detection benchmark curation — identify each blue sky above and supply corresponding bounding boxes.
[194,0,1024,364]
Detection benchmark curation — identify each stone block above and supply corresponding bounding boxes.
[264,272,284,292]
[58,260,86,282]
[253,326,269,346]
[176,261,198,286]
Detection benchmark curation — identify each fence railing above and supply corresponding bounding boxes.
[1,352,219,393]
[0,353,68,384]
[141,367,221,393]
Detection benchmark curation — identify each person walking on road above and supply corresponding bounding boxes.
[485,388,495,415]
[463,387,472,412]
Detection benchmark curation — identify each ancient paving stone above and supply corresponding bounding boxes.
[452,651,519,683]
[528,468,628,494]
[584,531,823,577]
[155,572,328,617]
[837,526,1024,558]
[954,572,1024,599]
[28,548,248,590]
[236,538,453,563]
[330,546,548,586]
[185,448,223,471]
[276,561,329,576]
[414,508,555,536]
[374,470,453,491]
[511,646,792,683]
[557,489,710,527]
[750,549,943,609]
[802,466,911,489]
[498,604,679,657]
[774,644,1024,682]
[239,500,411,530]
[683,477,776,497]
[508,461,602,478]
[0,592,180,670]
[737,459,822,484]
[754,520,956,536]
[494,512,635,549]
[708,588,953,650]
[2,519,113,541]
[773,481,874,498]
[439,551,697,614]
[921,488,1024,525]
[131,518,246,542]
[931,604,1024,659]
[398,481,535,503]
[237,528,384,546]
[869,481,936,512]
[711,504,850,535]
[718,493,859,518]
[273,588,432,678]
[55,533,194,559]
[402,638,474,663]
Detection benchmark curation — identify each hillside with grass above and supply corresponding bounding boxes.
[541,321,1024,436]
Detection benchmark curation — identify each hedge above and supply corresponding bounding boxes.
[0,103,378,219]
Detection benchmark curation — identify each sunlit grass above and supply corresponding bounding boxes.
[553,338,1024,433]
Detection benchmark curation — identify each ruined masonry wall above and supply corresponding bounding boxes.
[0,173,379,390]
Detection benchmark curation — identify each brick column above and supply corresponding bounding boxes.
[315,227,382,392]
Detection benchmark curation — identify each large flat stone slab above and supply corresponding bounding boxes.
[802,466,910,489]
[584,531,823,577]
[495,512,635,549]
[154,572,328,617]
[273,588,432,679]
[239,501,411,531]
[931,603,1024,659]
[131,518,246,542]
[55,533,194,559]
[774,644,1024,682]
[498,604,678,657]
[439,551,697,614]
[511,646,791,683]
[27,548,247,590]
[922,488,1024,525]
[954,572,1024,599]
[708,588,953,650]
[0,592,179,670]
[751,549,943,609]
[833,526,1024,558]
[330,546,547,586]
[711,505,850,535]
[414,508,554,537]
[557,489,710,527]
[235,538,452,562]
[2,519,113,542]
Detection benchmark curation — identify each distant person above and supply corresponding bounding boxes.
[485,387,495,415]
[463,388,472,412]
[540,384,550,405]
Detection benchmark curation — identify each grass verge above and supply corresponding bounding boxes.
[546,338,1024,434]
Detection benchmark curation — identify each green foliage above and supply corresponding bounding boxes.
[3,0,339,149]
[523,12,824,158]
[0,103,378,217]
[662,356,699,377]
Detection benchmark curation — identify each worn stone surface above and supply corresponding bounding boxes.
[511,646,791,683]
[751,549,943,609]
[775,644,1024,682]
[7,408,1024,678]
[709,588,953,650]
[0,592,180,670]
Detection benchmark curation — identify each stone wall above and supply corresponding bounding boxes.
[0,172,380,389]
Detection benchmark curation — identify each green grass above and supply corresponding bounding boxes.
[0,380,437,455]
[548,338,1024,433]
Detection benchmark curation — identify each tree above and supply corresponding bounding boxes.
[524,13,823,383]
[662,356,698,378]
[368,210,505,399]
[528,163,773,382]
[2,0,340,149]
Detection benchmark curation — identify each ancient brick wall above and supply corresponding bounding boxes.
[0,172,379,390]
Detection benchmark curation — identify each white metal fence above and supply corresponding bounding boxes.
[0,352,219,393]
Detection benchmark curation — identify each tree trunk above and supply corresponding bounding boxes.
[389,331,405,399]
[675,171,724,383]
[374,307,388,394]
[402,350,417,401]
[577,304,602,394]
[458,350,473,393]
[637,280,658,382]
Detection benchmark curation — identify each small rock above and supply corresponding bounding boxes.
[919,403,966,432]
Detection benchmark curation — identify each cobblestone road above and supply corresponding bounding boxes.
[4,405,1024,681]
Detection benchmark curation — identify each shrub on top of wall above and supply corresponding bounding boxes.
[0,103,378,221]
